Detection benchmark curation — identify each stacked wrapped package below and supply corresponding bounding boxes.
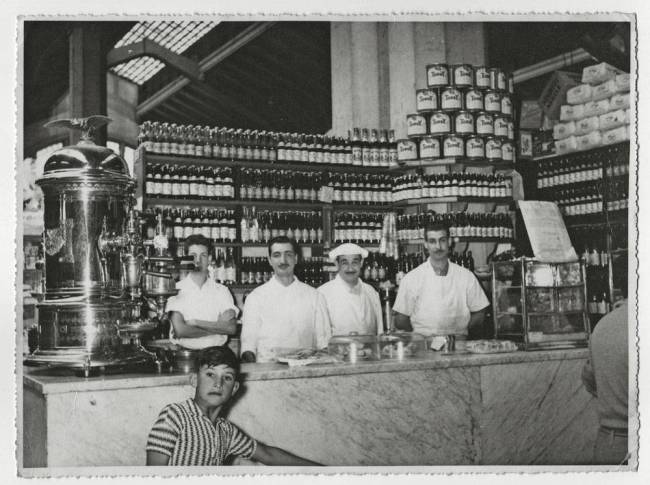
[552,63,631,155]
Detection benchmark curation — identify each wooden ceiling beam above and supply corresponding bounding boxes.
[137,22,276,117]
[188,82,271,128]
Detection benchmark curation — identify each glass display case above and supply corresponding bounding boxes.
[491,259,589,350]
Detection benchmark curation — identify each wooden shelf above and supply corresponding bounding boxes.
[144,197,324,210]
[390,158,514,171]
[330,203,394,212]
[400,237,512,244]
[393,197,512,206]
[173,240,324,248]
[532,141,630,163]
[142,152,391,174]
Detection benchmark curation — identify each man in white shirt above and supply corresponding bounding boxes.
[393,222,489,337]
[166,235,239,349]
[318,243,383,336]
[240,236,331,363]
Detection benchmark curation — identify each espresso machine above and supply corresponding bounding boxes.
[24,116,178,376]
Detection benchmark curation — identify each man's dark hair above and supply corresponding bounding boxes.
[424,221,450,239]
[267,236,300,258]
[196,346,240,376]
[185,234,212,253]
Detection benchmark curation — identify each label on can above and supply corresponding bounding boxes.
[416,89,437,111]
[484,91,502,112]
[493,116,509,138]
[475,66,491,89]
[453,64,474,87]
[426,63,449,87]
[475,112,494,135]
[397,139,418,161]
[465,89,484,111]
[454,111,475,135]
[485,137,503,160]
[419,136,441,159]
[500,95,513,116]
[429,111,452,135]
[443,135,464,158]
[406,113,427,136]
[465,136,485,159]
[441,87,463,111]
[501,141,514,161]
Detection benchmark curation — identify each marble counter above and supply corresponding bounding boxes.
[22,349,598,470]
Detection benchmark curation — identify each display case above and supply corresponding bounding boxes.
[492,259,589,350]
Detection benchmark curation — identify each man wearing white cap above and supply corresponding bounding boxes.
[318,243,383,336]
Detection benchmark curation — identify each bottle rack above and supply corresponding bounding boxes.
[532,141,630,315]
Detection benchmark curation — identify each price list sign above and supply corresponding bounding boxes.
[518,200,578,263]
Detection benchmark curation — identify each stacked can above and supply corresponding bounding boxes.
[400,64,515,163]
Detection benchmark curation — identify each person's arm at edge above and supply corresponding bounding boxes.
[169,311,216,338]
[188,308,238,335]
[240,292,261,363]
[393,311,413,331]
[468,306,488,334]
[146,451,170,465]
[252,442,321,466]
[392,276,413,331]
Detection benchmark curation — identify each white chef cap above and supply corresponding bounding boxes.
[329,243,369,262]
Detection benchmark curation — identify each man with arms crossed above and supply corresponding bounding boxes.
[166,234,239,349]
[240,236,331,363]
[393,222,489,339]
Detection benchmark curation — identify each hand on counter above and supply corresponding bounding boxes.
[252,442,322,466]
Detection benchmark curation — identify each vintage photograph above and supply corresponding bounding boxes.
[15,13,638,476]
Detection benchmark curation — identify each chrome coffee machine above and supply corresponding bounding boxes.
[24,116,177,375]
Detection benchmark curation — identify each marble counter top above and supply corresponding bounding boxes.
[24,348,588,395]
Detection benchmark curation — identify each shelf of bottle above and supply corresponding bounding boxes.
[399,237,513,245]
[142,152,392,174]
[330,203,394,212]
[393,196,512,206]
[564,210,628,228]
[332,242,381,248]
[144,197,325,210]
[532,141,630,163]
[390,158,514,171]
[173,240,325,248]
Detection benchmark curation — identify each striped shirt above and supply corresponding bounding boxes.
[146,399,257,465]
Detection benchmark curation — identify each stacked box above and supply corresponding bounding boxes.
[553,63,630,155]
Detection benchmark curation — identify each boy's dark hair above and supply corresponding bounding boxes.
[185,234,212,253]
[196,346,240,376]
[267,236,300,257]
[424,221,450,239]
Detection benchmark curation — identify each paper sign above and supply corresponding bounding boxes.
[517,200,578,263]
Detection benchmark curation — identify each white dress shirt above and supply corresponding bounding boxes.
[165,274,239,349]
[393,261,489,337]
[318,275,383,336]
[241,276,332,362]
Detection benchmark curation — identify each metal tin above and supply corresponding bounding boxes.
[500,94,513,116]
[485,136,503,161]
[475,112,494,135]
[426,63,450,88]
[419,136,441,159]
[465,88,484,112]
[507,120,515,141]
[444,335,456,352]
[484,90,502,113]
[443,134,465,158]
[465,135,485,159]
[475,66,491,89]
[406,113,428,137]
[440,87,463,111]
[429,110,452,135]
[501,140,515,162]
[493,115,509,138]
[452,64,474,88]
[488,67,501,90]
[416,88,438,111]
[497,70,508,91]
[397,138,418,161]
[454,111,475,135]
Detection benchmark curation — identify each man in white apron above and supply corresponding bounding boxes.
[393,222,489,338]
[318,243,383,337]
[240,236,331,363]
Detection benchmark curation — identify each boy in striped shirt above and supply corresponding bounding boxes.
[146,346,319,466]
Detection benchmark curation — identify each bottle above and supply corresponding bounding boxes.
[224,248,236,285]
[388,130,398,168]
[215,249,226,284]
[351,128,362,166]
[361,128,371,166]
